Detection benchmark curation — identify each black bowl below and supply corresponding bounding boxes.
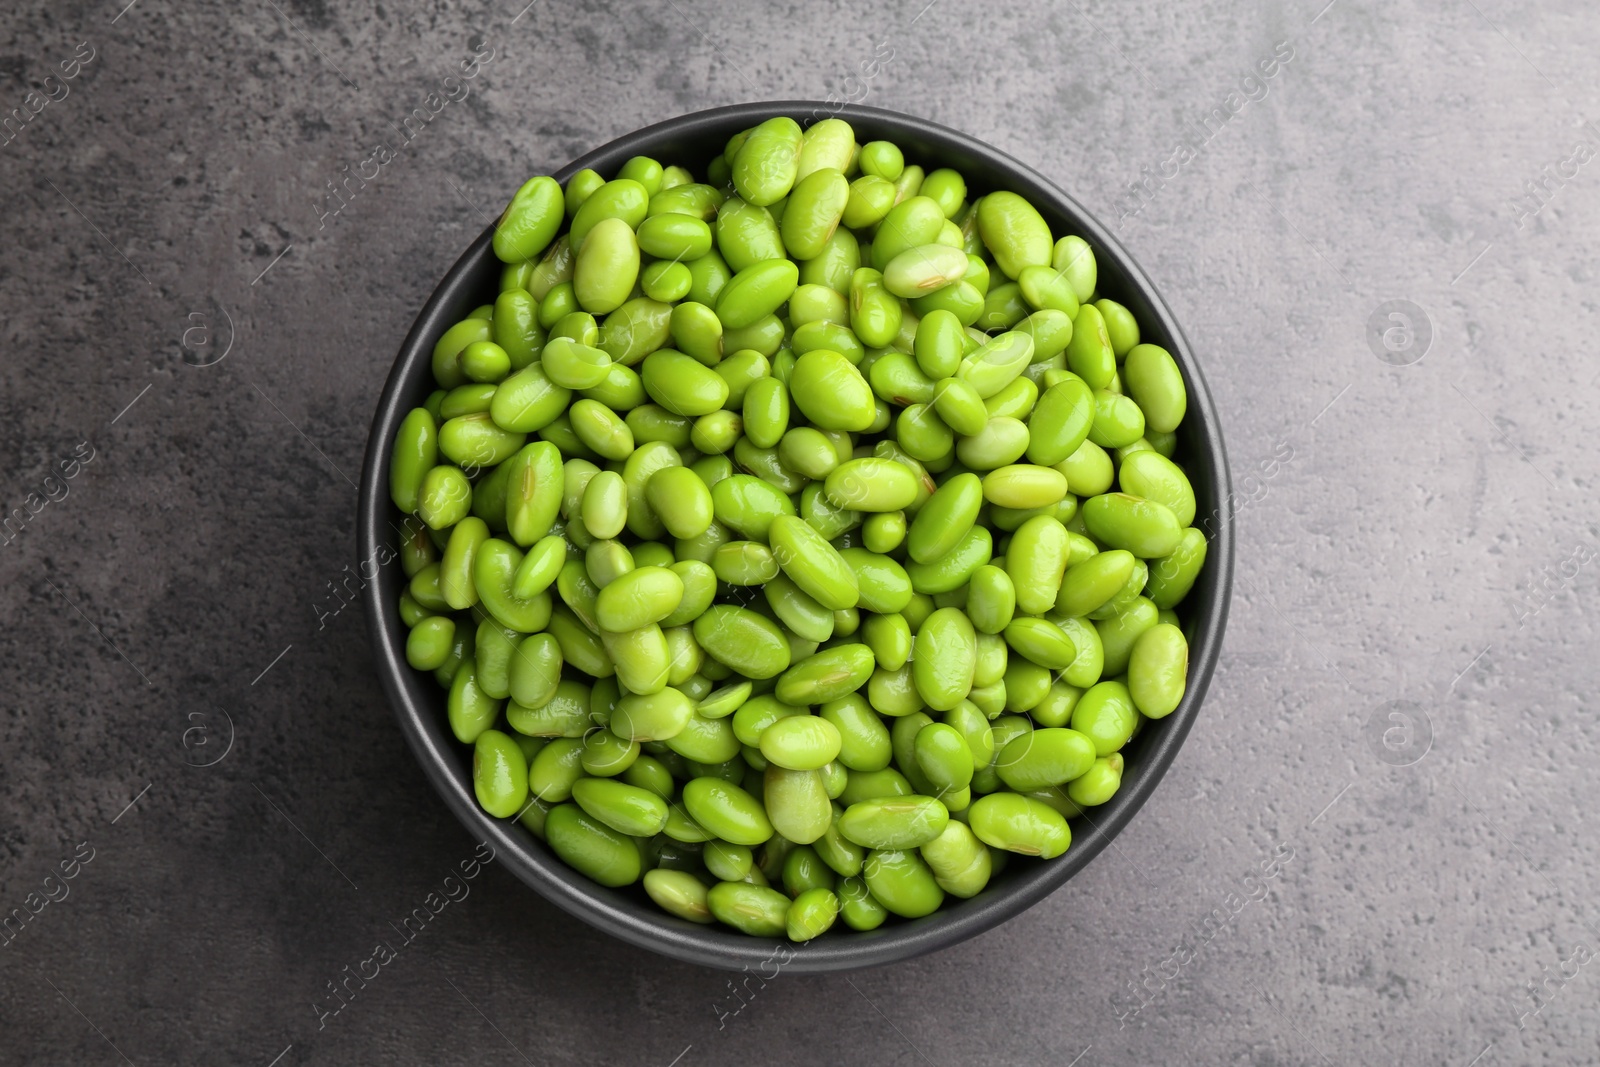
[359,101,1234,973]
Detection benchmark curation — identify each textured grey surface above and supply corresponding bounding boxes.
[2,0,1597,1063]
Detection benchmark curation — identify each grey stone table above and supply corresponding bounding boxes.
[3,0,1596,1063]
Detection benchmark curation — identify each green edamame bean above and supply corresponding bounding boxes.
[712,540,778,585]
[870,351,938,407]
[1127,623,1188,718]
[1027,377,1095,466]
[882,244,970,299]
[843,174,896,229]
[611,686,694,742]
[833,873,885,930]
[786,348,876,432]
[690,410,742,454]
[920,819,991,897]
[594,565,684,633]
[983,375,1039,423]
[639,466,712,541]
[439,384,495,421]
[641,349,729,417]
[715,258,799,330]
[814,694,889,774]
[529,737,585,802]
[1145,527,1207,609]
[840,796,949,850]
[640,263,691,306]
[572,217,640,316]
[649,181,723,220]
[625,404,693,449]
[579,470,627,540]
[912,607,977,712]
[546,803,642,886]
[913,308,967,380]
[1052,235,1097,302]
[1017,263,1081,319]
[459,340,511,383]
[683,777,773,846]
[472,620,518,699]
[715,198,785,274]
[824,458,919,512]
[1070,680,1137,755]
[508,675,592,737]
[957,565,1011,635]
[903,472,980,565]
[858,613,910,674]
[1082,492,1183,558]
[1056,438,1115,498]
[1120,451,1196,527]
[760,574,832,644]
[507,631,563,709]
[1124,343,1187,433]
[849,267,903,350]
[781,168,850,260]
[732,116,803,207]
[572,777,669,837]
[637,211,714,261]
[493,290,548,369]
[703,840,753,882]
[1003,514,1070,616]
[764,765,833,844]
[1067,753,1123,806]
[438,412,525,470]
[741,376,789,449]
[582,728,641,777]
[492,362,571,435]
[958,331,1034,400]
[862,848,945,918]
[915,722,974,793]
[670,301,725,366]
[776,427,839,480]
[686,247,733,307]
[473,729,529,818]
[693,605,791,679]
[767,513,860,611]
[955,416,1029,471]
[418,465,472,530]
[905,525,992,595]
[709,474,792,541]
[493,175,563,263]
[1094,298,1139,357]
[976,191,1052,279]
[995,726,1096,790]
[790,283,848,328]
[406,615,455,671]
[707,880,790,935]
[968,792,1070,858]
[644,868,713,923]
[982,464,1068,510]
[775,644,875,708]
[1055,615,1104,688]
[1004,617,1077,670]
[1066,303,1115,389]
[858,140,903,181]
[1054,548,1133,617]
[797,117,855,179]
[786,887,839,941]
[390,408,437,513]
[1088,389,1145,450]
[920,167,966,219]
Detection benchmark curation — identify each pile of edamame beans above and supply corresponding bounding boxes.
[389,115,1206,941]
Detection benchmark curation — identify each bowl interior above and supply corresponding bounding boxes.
[359,101,1233,973]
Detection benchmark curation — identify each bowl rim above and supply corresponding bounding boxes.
[358,100,1234,973]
